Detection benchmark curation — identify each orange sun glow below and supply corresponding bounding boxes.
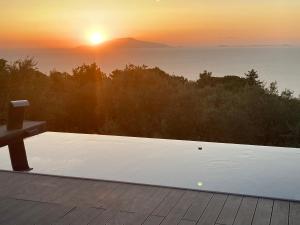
[89,32,105,45]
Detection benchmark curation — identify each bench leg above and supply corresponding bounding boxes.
[8,139,32,171]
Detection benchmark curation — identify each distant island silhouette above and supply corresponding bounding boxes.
[76,38,170,51]
[218,44,293,48]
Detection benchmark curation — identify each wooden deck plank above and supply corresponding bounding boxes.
[126,212,152,225]
[104,183,152,212]
[104,211,138,225]
[0,199,38,225]
[0,172,37,198]
[34,177,89,204]
[79,180,119,207]
[142,215,164,225]
[28,177,78,204]
[195,194,227,225]
[0,197,8,206]
[33,176,119,207]
[270,200,289,225]
[28,205,72,225]
[0,171,17,196]
[54,207,104,225]
[217,195,242,225]
[252,198,273,225]
[22,176,118,207]
[179,219,197,225]
[36,177,90,204]
[5,202,72,225]
[160,191,200,225]
[97,183,136,209]
[0,198,21,213]
[0,172,298,225]
[0,172,80,204]
[59,180,102,206]
[10,174,64,202]
[0,199,36,224]
[183,192,213,221]
[89,209,148,225]
[97,184,169,216]
[88,209,120,225]
[52,179,91,205]
[152,189,184,217]
[117,185,159,213]
[0,198,25,222]
[233,197,258,225]
[289,202,300,225]
[5,174,66,202]
[137,187,170,214]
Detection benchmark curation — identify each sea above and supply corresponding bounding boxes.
[1,47,299,95]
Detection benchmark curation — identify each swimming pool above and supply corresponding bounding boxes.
[0,132,299,201]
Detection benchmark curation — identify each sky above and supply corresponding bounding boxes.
[0,0,299,48]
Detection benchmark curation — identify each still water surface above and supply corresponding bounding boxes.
[0,132,300,201]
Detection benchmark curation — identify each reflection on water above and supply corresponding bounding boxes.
[0,132,300,201]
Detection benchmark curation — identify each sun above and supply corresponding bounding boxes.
[89,32,105,45]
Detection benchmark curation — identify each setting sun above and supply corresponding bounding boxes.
[89,32,105,45]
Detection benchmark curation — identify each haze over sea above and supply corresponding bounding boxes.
[1,46,299,95]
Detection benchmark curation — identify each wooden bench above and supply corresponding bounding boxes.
[0,101,46,171]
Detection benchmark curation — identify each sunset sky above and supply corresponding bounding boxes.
[1,0,299,48]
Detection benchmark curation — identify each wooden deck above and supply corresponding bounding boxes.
[0,170,299,225]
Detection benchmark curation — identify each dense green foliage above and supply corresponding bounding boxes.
[1,58,300,147]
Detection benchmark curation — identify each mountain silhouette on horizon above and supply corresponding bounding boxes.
[76,37,170,50]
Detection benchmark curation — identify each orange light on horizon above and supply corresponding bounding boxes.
[1,1,300,48]
[88,32,106,45]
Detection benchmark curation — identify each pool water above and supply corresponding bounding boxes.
[0,132,300,201]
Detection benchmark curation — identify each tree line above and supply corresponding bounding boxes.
[0,57,299,148]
